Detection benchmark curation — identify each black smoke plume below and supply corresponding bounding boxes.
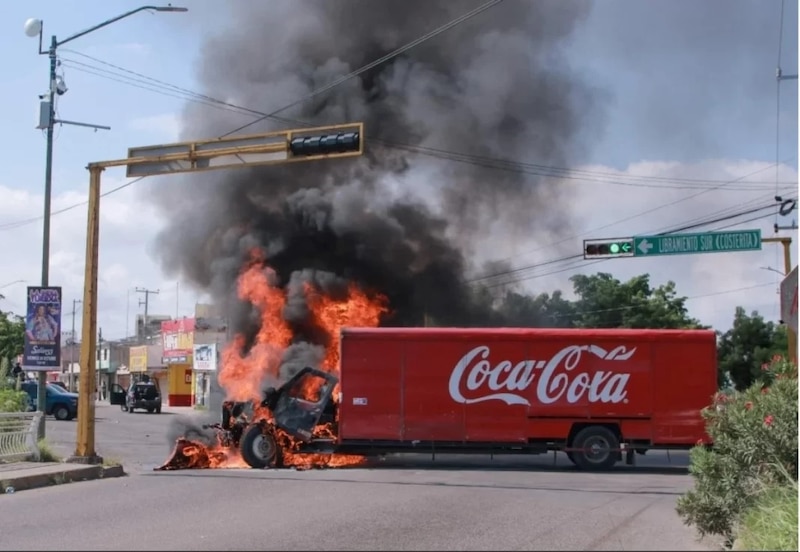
[150,0,605,349]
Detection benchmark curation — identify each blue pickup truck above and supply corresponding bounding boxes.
[20,381,79,421]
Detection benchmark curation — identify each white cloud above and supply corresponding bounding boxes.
[0,157,795,342]
[468,158,798,331]
[117,42,152,56]
[0,177,205,341]
[128,114,181,138]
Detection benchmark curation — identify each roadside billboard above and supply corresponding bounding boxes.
[22,286,62,370]
[162,318,194,364]
[129,346,148,373]
[193,343,218,371]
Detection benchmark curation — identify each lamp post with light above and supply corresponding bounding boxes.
[24,5,188,439]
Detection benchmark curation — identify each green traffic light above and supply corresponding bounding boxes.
[610,243,620,254]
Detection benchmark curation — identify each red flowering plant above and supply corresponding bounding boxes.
[677,355,798,542]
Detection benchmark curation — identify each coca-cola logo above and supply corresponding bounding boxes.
[448,344,635,406]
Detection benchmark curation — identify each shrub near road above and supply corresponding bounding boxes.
[0,388,28,412]
[676,355,798,549]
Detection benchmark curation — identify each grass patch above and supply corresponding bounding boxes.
[193,404,207,411]
[36,439,62,463]
[736,483,798,551]
[102,456,122,467]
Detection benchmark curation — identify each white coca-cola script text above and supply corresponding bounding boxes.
[448,344,635,406]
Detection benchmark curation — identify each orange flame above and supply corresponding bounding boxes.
[218,256,292,403]
[161,248,389,470]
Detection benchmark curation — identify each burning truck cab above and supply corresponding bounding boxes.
[212,367,341,469]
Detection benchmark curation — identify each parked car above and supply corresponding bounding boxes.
[109,381,162,414]
[49,381,68,392]
[20,381,78,421]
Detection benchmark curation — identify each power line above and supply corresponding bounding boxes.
[776,0,786,228]
[33,26,799,288]
[0,176,147,231]
[11,55,791,235]
[57,51,798,192]
[471,198,786,284]
[546,281,778,321]
[476,199,794,288]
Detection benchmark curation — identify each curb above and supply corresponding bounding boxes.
[0,464,126,494]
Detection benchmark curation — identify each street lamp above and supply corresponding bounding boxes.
[760,266,787,276]
[24,5,187,438]
[25,5,188,288]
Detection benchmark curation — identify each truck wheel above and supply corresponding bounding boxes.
[240,424,280,469]
[571,426,619,471]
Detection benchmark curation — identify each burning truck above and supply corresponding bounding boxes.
[159,324,718,472]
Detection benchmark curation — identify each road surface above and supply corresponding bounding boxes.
[4,404,716,551]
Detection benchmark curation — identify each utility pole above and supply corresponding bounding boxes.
[135,287,159,343]
[69,298,81,392]
[763,236,797,364]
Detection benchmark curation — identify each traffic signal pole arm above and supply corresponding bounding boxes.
[71,122,364,463]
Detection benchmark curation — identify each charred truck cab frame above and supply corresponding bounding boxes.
[212,367,339,469]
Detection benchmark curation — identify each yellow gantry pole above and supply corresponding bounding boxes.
[70,123,364,462]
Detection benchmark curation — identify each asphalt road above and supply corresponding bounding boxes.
[43,402,211,473]
[2,404,717,551]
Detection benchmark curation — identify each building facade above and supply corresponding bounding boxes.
[160,318,194,406]
[128,343,167,395]
[192,315,228,407]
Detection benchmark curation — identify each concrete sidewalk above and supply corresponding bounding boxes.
[0,461,125,494]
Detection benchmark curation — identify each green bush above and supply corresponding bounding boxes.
[676,355,798,542]
[735,478,798,551]
[0,388,29,412]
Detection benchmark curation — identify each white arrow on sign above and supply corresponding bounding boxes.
[637,239,653,255]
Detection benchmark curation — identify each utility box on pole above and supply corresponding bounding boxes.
[36,100,51,130]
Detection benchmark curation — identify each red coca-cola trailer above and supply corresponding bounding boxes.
[227,327,718,471]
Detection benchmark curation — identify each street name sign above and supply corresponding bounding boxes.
[633,230,762,258]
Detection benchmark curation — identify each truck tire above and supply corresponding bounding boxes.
[571,426,619,471]
[240,424,280,469]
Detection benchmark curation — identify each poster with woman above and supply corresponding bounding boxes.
[23,286,62,369]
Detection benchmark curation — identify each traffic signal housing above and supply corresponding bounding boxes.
[289,131,361,157]
[583,238,634,259]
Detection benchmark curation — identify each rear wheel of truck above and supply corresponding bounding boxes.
[571,426,619,471]
[240,424,280,469]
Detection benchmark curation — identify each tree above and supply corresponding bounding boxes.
[717,307,788,390]
[0,311,25,362]
[0,357,8,389]
[497,290,577,327]
[569,273,704,329]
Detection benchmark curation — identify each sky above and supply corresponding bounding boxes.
[0,0,797,342]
